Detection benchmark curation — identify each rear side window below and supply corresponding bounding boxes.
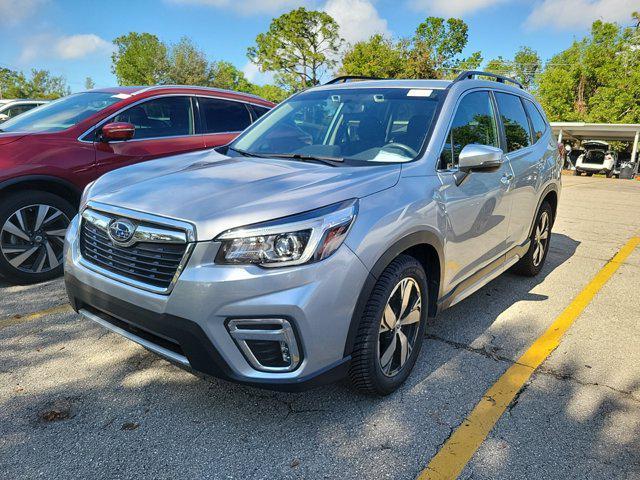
[113,96,194,140]
[440,91,499,170]
[524,99,547,142]
[199,97,252,133]
[251,105,270,119]
[494,93,532,152]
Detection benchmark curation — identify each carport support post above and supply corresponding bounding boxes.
[632,130,639,175]
[557,129,563,144]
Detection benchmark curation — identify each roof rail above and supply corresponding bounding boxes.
[324,75,383,85]
[453,70,523,89]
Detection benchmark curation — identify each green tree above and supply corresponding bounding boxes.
[84,77,95,90]
[537,14,640,123]
[250,84,290,103]
[247,7,342,90]
[405,17,480,79]
[166,37,211,85]
[486,46,541,90]
[209,61,252,91]
[340,34,408,78]
[112,32,168,85]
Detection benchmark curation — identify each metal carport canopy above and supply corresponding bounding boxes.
[551,122,640,165]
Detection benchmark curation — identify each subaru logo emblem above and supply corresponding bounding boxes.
[108,218,136,244]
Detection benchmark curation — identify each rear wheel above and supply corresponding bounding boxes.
[349,255,428,396]
[605,170,613,178]
[585,172,594,177]
[574,170,581,176]
[511,202,553,277]
[0,191,74,284]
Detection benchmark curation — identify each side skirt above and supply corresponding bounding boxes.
[437,240,530,311]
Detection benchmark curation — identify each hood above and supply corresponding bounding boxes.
[88,149,401,240]
[0,132,30,146]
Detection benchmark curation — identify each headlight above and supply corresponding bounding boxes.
[215,199,358,267]
[79,181,96,210]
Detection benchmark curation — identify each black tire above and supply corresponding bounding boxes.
[349,254,428,396]
[511,202,553,277]
[585,172,593,177]
[573,170,581,176]
[0,191,75,285]
[605,170,613,178]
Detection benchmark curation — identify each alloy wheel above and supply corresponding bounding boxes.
[532,211,550,267]
[0,204,70,274]
[378,277,422,377]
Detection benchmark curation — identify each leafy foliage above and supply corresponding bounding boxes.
[247,7,342,89]
[0,68,69,99]
[406,17,482,79]
[84,77,95,90]
[339,17,480,80]
[112,32,169,86]
[340,34,408,78]
[537,15,640,123]
[486,46,541,90]
[166,37,211,86]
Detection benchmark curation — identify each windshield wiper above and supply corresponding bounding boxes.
[227,146,268,158]
[267,153,345,166]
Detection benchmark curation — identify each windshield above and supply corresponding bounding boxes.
[0,92,122,133]
[231,87,444,163]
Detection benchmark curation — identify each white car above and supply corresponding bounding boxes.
[0,99,48,122]
[574,140,616,177]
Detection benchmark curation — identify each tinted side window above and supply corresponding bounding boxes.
[494,93,532,152]
[524,99,547,143]
[113,96,194,140]
[199,97,252,133]
[251,105,270,119]
[440,91,499,169]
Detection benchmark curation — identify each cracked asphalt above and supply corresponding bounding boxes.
[1,175,639,480]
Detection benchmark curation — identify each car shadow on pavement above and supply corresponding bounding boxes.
[10,232,635,480]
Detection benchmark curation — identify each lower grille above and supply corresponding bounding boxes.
[80,208,190,291]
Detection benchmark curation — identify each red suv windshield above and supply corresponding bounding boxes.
[0,92,121,133]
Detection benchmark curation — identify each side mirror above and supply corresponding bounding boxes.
[458,144,503,172]
[101,122,135,142]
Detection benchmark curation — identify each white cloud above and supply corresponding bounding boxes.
[408,0,508,16]
[242,61,275,85]
[525,0,638,30]
[20,34,113,63]
[166,0,311,15]
[0,0,45,26]
[324,0,390,45]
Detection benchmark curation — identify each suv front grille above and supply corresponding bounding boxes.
[80,208,190,291]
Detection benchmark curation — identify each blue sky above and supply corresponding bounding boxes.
[1,0,637,92]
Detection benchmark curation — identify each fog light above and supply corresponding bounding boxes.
[226,318,301,372]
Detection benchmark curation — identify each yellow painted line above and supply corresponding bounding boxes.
[418,236,640,480]
[0,303,72,330]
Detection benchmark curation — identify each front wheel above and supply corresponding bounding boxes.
[0,191,74,284]
[511,202,553,277]
[574,170,581,176]
[349,254,428,396]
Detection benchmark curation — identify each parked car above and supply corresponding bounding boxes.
[0,86,274,283]
[574,140,616,177]
[64,72,561,395]
[0,99,48,122]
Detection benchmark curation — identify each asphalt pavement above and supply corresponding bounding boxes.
[1,175,639,479]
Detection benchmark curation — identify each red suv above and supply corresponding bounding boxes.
[0,85,273,284]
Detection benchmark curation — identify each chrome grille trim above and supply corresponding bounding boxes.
[78,202,196,294]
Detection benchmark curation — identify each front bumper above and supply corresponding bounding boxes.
[64,215,370,391]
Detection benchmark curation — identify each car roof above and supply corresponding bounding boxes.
[307,78,534,100]
[310,79,452,91]
[85,85,274,106]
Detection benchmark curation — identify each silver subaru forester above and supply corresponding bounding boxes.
[64,72,561,395]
